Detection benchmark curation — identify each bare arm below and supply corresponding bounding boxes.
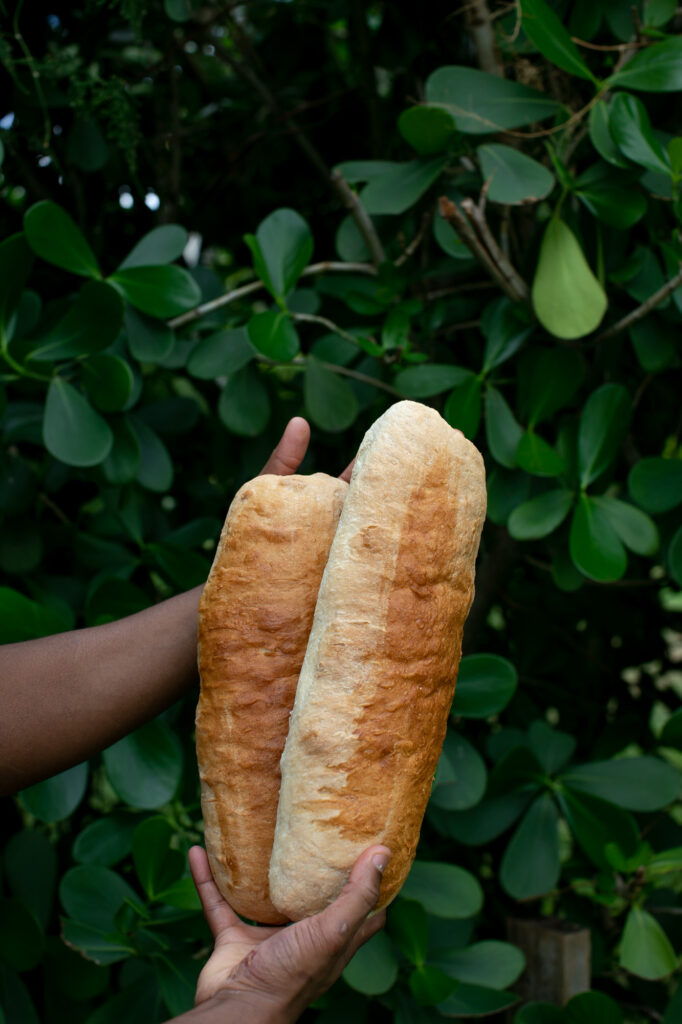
[0,418,317,797]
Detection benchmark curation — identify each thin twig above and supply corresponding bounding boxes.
[425,281,497,301]
[394,212,431,267]
[466,0,504,76]
[461,197,529,301]
[594,265,682,342]
[439,196,528,303]
[330,170,386,266]
[290,312,375,349]
[256,353,400,397]
[167,261,376,329]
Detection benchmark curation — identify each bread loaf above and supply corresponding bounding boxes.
[196,473,347,924]
[269,401,486,919]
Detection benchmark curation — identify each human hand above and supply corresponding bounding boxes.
[259,415,354,482]
[187,844,390,1023]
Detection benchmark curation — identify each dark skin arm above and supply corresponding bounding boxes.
[0,417,354,797]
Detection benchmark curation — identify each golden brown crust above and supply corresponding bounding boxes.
[270,401,486,920]
[196,473,347,924]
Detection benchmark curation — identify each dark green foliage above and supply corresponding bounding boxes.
[1,2,681,1021]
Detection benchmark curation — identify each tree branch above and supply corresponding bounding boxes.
[330,170,386,266]
[594,264,682,342]
[460,196,529,301]
[255,353,400,397]
[466,0,504,76]
[439,196,528,303]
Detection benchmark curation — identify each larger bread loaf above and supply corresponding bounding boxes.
[269,401,486,919]
[196,473,347,924]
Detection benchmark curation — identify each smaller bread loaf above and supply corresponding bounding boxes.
[196,473,347,924]
[269,401,486,920]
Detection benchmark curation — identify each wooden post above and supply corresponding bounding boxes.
[507,918,591,1007]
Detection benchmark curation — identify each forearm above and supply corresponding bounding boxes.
[167,990,293,1024]
[0,585,203,796]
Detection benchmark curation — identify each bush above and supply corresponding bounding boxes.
[0,2,681,1021]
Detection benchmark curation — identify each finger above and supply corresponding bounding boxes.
[188,846,242,937]
[316,845,391,941]
[259,417,310,476]
[339,457,355,483]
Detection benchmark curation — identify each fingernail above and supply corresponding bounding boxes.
[373,853,390,874]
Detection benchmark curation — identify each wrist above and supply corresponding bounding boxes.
[213,987,298,1024]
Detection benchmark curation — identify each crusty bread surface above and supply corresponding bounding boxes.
[196,473,347,924]
[269,401,486,920]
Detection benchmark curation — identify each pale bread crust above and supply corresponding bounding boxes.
[269,401,486,920]
[196,473,347,924]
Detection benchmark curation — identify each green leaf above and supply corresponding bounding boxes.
[438,790,533,846]
[628,457,682,513]
[19,762,89,822]
[643,0,677,26]
[362,157,447,215]
[0,900,44,972]
[508,489,573,540]
[410,966,458,1006]
[532,218,607,339]
[29,281,123,362]
[485,387,523,469]
[565,992,624,1024]
[607,36,682,92]
[444,377,481,439]
[395,364,472,398]
[150,543,210,590]
[60,866,141,932]
[518,348,585,427]
[431,732,487,811]
[156,953,201,1017]
[570,494,627,581]
[576,180,647,229]
[111,266,201,318]
[130,418,173,492]
[528,721,576,774]
[82,354,134,413]
[500,793,560,899]
[520,0,597,81]
[514,1002,564,1024]
[342,932,398,995]
[516,431,565,477]
[102,417,141,486]
[218,365,271,437]
[67,115,109,172]
[24,201,100,278]
[165,0,193,21]
[103,720,183,809]
[609,93,671,175]
[481,299,533,374]
[333,160,397,183]
[187,326,255,378]
[0,234,34,331]
[304,358,359,432]
[426,66,560,134]
[132,817,184,899]
[664,986,682,1024]
[629,318,676,373]
[434,941,525,990]
[73,814,138,867]
[388,900,429,966]
[562,756,680,810]
[60,919,133,966]
[399,106,456,155]
[438,982,519,1017]
[577,383,631,487]
[661,708,682,748]
[0,963,40,1023]
[433,208,474,260]
[478,144,554,205]
[4,830,56,930]
[619,907,677,979]
[244,208,313,300]
[589,101,631,169]
[401,862,483,919]
[593,496,659,556]
[155,876,201,910]
[669,525,682,587]
[119,225,189,269]
[247,310,300,361]
[125,307,174,363]
[558,788,638,871]
[452,654,518,718]
[0,586,69,644]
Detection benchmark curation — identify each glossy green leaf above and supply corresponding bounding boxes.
[244,208,313,300]
[119,225,188,269]
[558,788,638,870]
[577,383,631,487]
[342,932,398,995]
[433,208,474,259]
[395,364,472,398]
[426,66,560,134]
[156,953,201,1017]
[0,234,34,331]
[628,457,682,513]
[515,1002,564,1024]
[125,306,174,363]
[593,496,659,556]
[73,814,138,867]
[668,525,682,587]
[410,966,458,1006]
[362,157,447,215]
[43,935,110,1002]
[218,365,271,437]
[156,876,201,910]
[304,358,359,432]
[577,180,647,229]
[570,494,627,581]
[187,326,255,378]
[131,418,173,492]
[24,201,100,278]
[431,732,487,811]
[399,106,456,155]
[19,762,89,822]
[247,309,299,360]
[563,756,680,811]
[481,299,533,374]
[388,900,429,966]
[516,432,565,477]
[102,417,141,485]
[103,720,183,809]
[500,793,560,899]
[434,941,525,990]
[29,281,123,362]
[60,919,134,967]
[401,861,483,919]
[609,93,670,175]
[565,991,624,1024]
[620,907,677,979]
[607,36,682,92]
[0,963,40,1023]
[0,586,69,644]
[528,721,576,774]
[68,115,109,172]
[660,708,682,748]
[444,377,481,439]
[111,266,201,318]
[630,318,676,373]
[333,160,397,183]
[532,218,607,339]
[132,817,184,899]
[436,790,533,847]
[519,348,585,427]
[438,982,519,1017]
[478,144,554,205]
[452,654,518,718]
[508,489,573,540]
[485,387,523,469]
[589,101,631,168]
[4,830,56,930]
[60,866,141,931]
[0,899,44,972]
[150,543,210,590]
[520,0,596,81]
[82,354,134,413]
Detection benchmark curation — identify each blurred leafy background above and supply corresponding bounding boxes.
[0,0,681,1021]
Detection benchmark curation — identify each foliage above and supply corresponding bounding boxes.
[1,1,681,1022]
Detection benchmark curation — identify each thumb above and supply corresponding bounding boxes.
[317,845,391,939]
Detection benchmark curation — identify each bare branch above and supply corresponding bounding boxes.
[594,265,682,343]
[330,170,386,266]
[460,197,529,302]
[466,0,504,76]
[255,353,400,397]
[439,197,528,303]
[394,212,432,267]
